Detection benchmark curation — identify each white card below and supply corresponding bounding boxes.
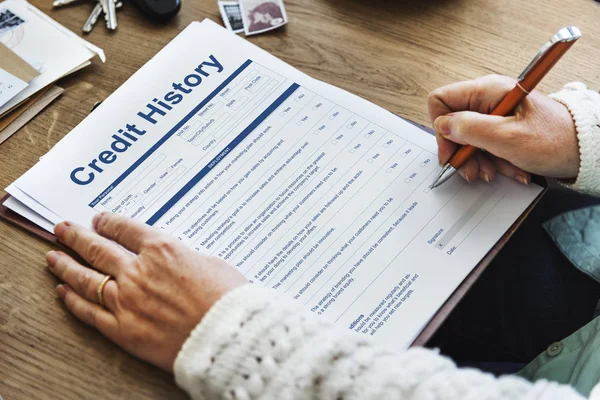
[0,67,27,108]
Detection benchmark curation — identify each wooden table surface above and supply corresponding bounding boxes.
[1,0,600,398]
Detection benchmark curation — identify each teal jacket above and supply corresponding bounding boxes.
[518,206,600,396]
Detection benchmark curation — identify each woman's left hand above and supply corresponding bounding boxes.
[47,212,247,372]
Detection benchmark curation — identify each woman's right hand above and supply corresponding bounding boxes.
[428,75,581,184]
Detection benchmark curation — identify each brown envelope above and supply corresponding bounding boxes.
[0,42,39,83]
[0,84,49,132]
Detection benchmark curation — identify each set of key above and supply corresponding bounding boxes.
[53,0,120,33]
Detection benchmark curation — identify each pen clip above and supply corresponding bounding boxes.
[518,27,581,82]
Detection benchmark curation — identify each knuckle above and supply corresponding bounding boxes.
[77,270,94,292]
[144,237,175,253]
[427,88,441,104]
[484,74,514,87]
[119,288,139,308]
[476,75,515,100]
[455,116,471,138]
[112,220,128,242]
[207,255,226,267]
[84,306,98,325]
[122,266,144,289]
[86,242,104,265]
[485,73,504,82]
[67,228,80,247]
[473,79,487,99]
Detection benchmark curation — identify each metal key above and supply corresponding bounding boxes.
[83,1,122,34]
[82,3,102,33]
[100,0,118,30]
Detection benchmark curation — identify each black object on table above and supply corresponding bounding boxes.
[131,0,181,21]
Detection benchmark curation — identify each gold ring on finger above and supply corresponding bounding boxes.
[97,275,112,308]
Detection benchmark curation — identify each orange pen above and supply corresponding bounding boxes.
[431,26,582,189]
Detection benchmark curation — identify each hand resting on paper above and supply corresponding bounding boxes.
[428,74,580,184]
[46,212,247,372]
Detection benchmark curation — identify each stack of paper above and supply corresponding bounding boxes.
[0,0,104,143]
[2,20,543,348]
[0,42,38,108]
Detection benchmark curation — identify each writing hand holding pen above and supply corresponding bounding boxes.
[430,27,581,188]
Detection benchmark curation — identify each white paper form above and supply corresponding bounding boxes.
[9,20,542,348]
[3,196,54,231]
[0,67,27,107]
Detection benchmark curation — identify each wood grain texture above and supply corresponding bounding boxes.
[1,0,599,398]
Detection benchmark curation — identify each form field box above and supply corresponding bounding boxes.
[179,122,198,140]
[231,97,248,111]
[198,101,223,119]
[331,140,338,144]
[435,187,497,250]
[313,130,320,135]
[224,69,258,99]
[297,121,303,126]
[404,178,412,183]
[367,159,374,164]
[349,149,356,154]
[248,75,271,94]
[383,143,390,148]
[385,168,392,173]
[423,187,431,193]
[212,113,232,139]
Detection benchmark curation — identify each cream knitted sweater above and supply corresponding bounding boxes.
[174,83,600,400]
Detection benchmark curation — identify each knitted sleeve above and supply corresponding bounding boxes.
[549,83,600,196]
[174,284,585,400]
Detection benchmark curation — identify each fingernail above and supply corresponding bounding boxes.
[46,251,59,266]
[56,284,67,299]
[92,213,102,230]
[54,221,71,238]
[434,115,452,136]
[483,173,491,184]
[465,173,471,182]
[517,175,529,185]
